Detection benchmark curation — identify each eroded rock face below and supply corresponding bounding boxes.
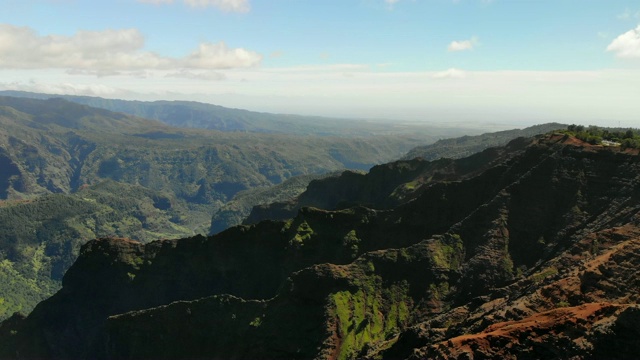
[413,303,640,360]
[1,134,639,359]
[392,218,640,360]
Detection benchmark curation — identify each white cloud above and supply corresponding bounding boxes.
[137,0,175,4]
[0,24,261,73]
[617,8,632,20]
[270,51,283,58]
[183,0,250,12]
[616,8,640,21]
[607,25,640,59]
[136,0,250,12]
[165,69,226,81]
[447,36,479,52]
[184,42,261,68]
[432,68,466,79]
[384,0,400,9]
[0,80,125,98]
[267,64,370,73]
[65,69,123,77]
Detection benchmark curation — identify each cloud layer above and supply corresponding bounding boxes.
[3,67,639,127]
[0,24,261,73]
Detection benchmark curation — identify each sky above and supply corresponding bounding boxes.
[1,0,639,129]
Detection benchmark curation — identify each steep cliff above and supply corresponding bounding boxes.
[1,134,639,359]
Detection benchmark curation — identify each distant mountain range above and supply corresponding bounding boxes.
[0,90,475,138]
[2,132,639,359]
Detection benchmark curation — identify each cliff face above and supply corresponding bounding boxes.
[1,134,639,359]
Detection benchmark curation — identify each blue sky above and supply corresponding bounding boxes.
[1,0,639,128]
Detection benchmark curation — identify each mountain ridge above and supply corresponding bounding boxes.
[242,135,537,226]
[2,133,639,359]
[402,122,566,161]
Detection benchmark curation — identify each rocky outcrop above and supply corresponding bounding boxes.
[382,214,640,359]
[1,134,639,359]
[414,303,640,359]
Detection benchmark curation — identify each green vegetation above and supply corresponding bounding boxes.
[0,259,56,319]
[342,230,361,259]
[249,316,263,328]
[501,241,514,277]
[429,282,450,301]
[431,234,464,270]
[531,266,558,284]
[289,220,314,248]
[0,182,199,319]
[562,124,640,148]
[330,281,411,360]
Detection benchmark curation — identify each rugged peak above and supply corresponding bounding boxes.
[62,237,146,287]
